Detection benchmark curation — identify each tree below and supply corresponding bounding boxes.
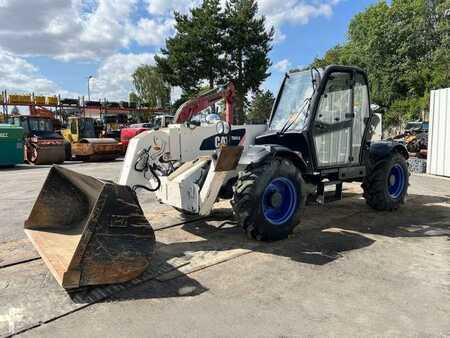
[223,0,274,124]
[129,92,139,104]
[156,0,274,124]
[132,65,171,108]
[155,0,225,93]
[312,0,450,128]
[247,90,274,124]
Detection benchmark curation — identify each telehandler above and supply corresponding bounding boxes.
[25,66,408,289]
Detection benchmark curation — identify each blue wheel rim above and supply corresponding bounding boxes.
[388,164,406,199]
[262,177,298,225]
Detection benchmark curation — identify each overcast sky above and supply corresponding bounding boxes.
[0,0,377,102]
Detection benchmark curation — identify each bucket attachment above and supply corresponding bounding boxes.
[24,166,155,289]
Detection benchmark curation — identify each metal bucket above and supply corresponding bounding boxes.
[24,166,155,289]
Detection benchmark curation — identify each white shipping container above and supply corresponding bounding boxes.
[427,88,450,177]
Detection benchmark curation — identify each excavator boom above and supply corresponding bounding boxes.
[174,83,235,123]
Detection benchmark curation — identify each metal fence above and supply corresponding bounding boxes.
[427,88,450,177]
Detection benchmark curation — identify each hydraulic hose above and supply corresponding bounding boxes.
[132,147,161,192]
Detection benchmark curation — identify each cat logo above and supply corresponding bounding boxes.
[214,136,228,148]
[0,133,8,138]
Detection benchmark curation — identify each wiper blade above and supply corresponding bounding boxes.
[278,97,311,135]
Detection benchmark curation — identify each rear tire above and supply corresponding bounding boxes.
[362,152,409,211]
[231,158,305,241]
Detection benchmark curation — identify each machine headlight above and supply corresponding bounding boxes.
[216,121,230,135]
[216,121,225,135]
[223,122,230,134]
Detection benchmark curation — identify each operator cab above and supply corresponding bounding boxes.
[257,65,373,174]
[9,116,61,139]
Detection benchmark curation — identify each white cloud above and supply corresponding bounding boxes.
[145,0,200,15]
[0,0,341,59]
[90,52,155,101]
[273,59,292,73]
[0,0,342,101]
[133,18,175,46]
[0,49,155,100]
[0,0,138,61]
[0,49,61,95]
[258,0,340,43]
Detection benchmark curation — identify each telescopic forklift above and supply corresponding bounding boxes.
[25,66,408,289]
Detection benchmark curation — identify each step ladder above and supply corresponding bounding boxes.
[316,180,343,204]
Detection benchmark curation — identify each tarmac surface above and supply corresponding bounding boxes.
[0,160,449,337]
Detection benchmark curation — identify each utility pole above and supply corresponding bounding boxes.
[87,76,94,101]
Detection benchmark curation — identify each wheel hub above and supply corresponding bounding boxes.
[387,164,406,199]
[389,174,396,186]
[261,177,298,225]
[270,192,283,208]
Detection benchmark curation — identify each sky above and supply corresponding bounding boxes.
[0,0,379,103]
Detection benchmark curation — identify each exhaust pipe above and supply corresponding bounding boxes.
[24,166,155,289]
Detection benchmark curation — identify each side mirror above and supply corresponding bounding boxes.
[370,104,382,113]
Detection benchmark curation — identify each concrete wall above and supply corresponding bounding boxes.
[427,88,450,177]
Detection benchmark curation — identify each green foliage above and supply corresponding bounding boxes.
[247,90,274,124]
[155,0,274,124]
[313,0,450,127]
[132,65,171,108]
[155,0,225,93]
[223,0,274,123]
[129,92,139,103]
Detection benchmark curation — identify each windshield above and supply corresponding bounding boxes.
[269,70,315,131]
[152,117,162,128]
[79,118,96,138]
[29,118,53,132]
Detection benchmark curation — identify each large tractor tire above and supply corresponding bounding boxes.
[362,152,409,211]
[231,158,306,241]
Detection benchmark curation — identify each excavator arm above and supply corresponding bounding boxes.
[174,83,235,124]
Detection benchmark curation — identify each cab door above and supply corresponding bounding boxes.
[69,118,79,142]
[313,71,353,167]
[312,71,370,168]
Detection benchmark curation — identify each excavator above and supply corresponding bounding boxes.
[62,116,124,161]
[120,83,235,150]
[25,66,407,290]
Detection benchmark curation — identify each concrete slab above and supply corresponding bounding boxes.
[0,161,449,337]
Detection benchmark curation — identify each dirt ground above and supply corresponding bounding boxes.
[0,161,449,337]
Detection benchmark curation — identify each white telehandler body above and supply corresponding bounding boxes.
[119,122,266,215]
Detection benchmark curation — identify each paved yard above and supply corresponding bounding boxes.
[0,161,449,337]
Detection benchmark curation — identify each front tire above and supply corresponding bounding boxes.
[362,152,409,211]
[231,158,305,241]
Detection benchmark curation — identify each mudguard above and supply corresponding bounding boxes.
[369,140,409,162]
[239,144,308,171]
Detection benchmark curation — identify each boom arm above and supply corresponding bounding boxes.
[174,83,235,124]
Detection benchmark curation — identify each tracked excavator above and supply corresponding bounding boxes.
[25,66,409,289]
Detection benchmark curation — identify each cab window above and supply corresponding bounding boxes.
[70,120,78,134]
